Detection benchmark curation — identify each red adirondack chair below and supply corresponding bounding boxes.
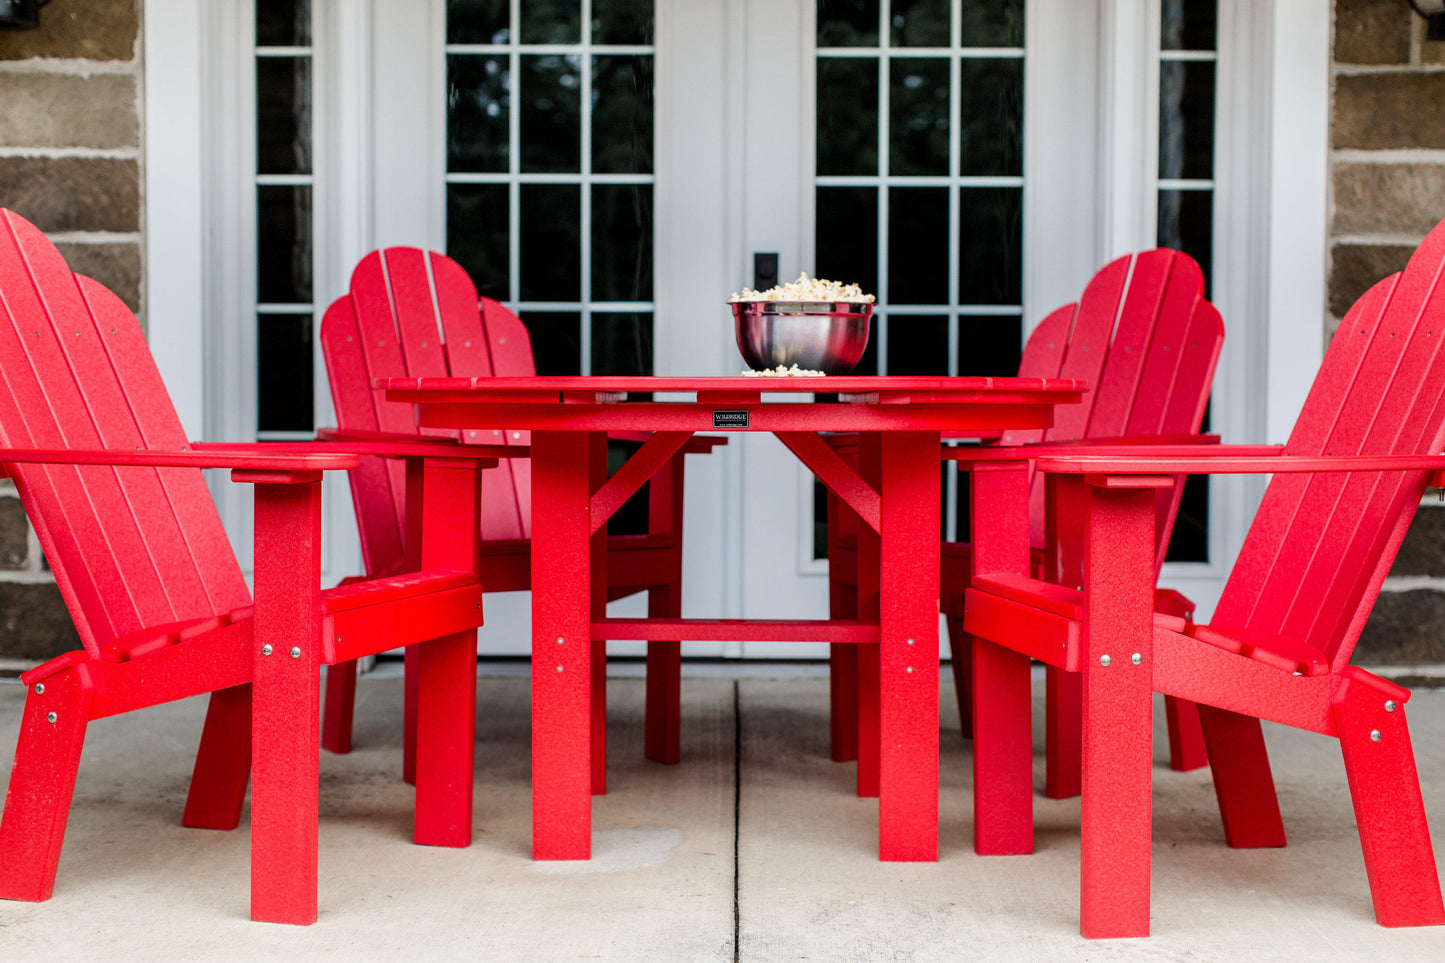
[319,248,721,787]
[828,249,1222,795]
[962,220,1445,936]
[0,209,497,924]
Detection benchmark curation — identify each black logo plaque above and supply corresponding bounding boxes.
[713,409,749,429]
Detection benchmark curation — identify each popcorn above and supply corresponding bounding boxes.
[729,272,875,304]
[741,364,828,377]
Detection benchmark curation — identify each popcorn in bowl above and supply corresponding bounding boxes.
[729,272,876,304]
[740,364,827,377]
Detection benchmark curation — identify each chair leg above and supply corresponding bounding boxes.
[1198,705,1286,848]
[402,644,419,786]
[321,661,357,754]
[1164,696,1208,772]
[1044,665,1083,799]
[1335,688,1445,926]
[945,614,972,739]
[0,670,93,902]
[182,683,253,831]
[644,583,682,766]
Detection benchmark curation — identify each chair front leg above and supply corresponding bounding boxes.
[247,471,324,926]
[645,452,685,765]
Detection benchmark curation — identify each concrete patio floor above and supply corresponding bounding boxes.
[1,666,1444,961]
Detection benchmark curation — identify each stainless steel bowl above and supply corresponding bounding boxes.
[731,300,873,375]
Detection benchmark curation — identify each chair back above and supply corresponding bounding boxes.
[321,249,534,576]
[1000,250,1224,563]
[0,210,249,657]
[1215,219,1445,670]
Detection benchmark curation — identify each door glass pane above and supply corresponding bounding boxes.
[592,0,654,45]
[1158,189,1213,294]
[257,185,312,304]
[447,0,509,44]
[890,0,950,47]
[958,187,1022,305]
[256,0,310,46]
[446,4,656,375]
[957,314,1022,376]
[258,313,313,432]
[1159,60,1215,181]
[520,55,582,173]
[887,314,949,374]
[592,55,654,174]
[818,0,881,47]
[521,0,581,44]
[520,184,582,301]
[447,54,509,173]
[959,0,1024,46]
[888,187,949,304]
[958,57,1023,176]
[447,184,510,299]
[257,57,311,174]
[592,184,653,301]
[1161,0,1217,51]
[815,186,879,302]
[817,58,880,176]
[889,58,950,176]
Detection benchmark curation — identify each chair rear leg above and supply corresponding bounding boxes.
[321,661,357,754]
[402,644,419,786]
[1164,696,1208,771]
[644,583,682,766]
[0,670,93,902]
[945,614,973,739]
[1198,704,1286,848]
[183,683,253,831]
[1044,665,1082,798]
[830,581,859,762]
[1335,689,1445,926]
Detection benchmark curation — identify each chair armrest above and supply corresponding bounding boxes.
[948,441,1280,465]
[0,445,357,474]
[1032,450,1445,476]
[301,430,518,460]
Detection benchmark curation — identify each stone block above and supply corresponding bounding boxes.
[1333,73,1445,150]
[0,498,26,569]
[0,0,138,62]
[1356,589,1445,664]
[1329,243,1414,316]
[0,157,139,233]
[0,580,78,661]
[1333,162,1445,236]
[54,241,142,314]
[1334,0,1410,65]
[1392,505,1445,578]
[0,73,138,150]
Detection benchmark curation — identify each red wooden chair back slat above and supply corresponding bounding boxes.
[321,248,535,550]
[991,251,1220,551]
[1217,224,1445,667]
[0,211,249,656]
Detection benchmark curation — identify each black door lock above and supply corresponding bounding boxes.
[753,252,779,292]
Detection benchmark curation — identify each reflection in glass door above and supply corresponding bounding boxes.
[444,0,656,377]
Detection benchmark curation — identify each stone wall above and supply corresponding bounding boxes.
[1333,0,1445,663]
[0,0,142,659]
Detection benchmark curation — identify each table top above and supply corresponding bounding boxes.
[380,375,1086,405]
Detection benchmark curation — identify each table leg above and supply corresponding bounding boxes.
[878,430,940,861]
[969,461,1034,856]
[532,430,595,859]
[1079,484,1156,938]
[855,433,882,798]
[590,432,609,796]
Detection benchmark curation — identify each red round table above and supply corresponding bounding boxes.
[382,376,1085,862]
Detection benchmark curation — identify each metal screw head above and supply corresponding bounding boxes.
[1130,653,1142,666]
[1385,700,1398,713]
[557,637,565,645]
[46,711,57,724]
[1370,729,1383,742]
[1099,654,1112,667]
[907,638,914,646]
[33,683,43,695]
[906,666,914,674]
[556,665,564,672]
[261,644,274,656]
[290,646,301,659]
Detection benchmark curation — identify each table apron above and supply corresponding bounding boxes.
[410,402,1057,433]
